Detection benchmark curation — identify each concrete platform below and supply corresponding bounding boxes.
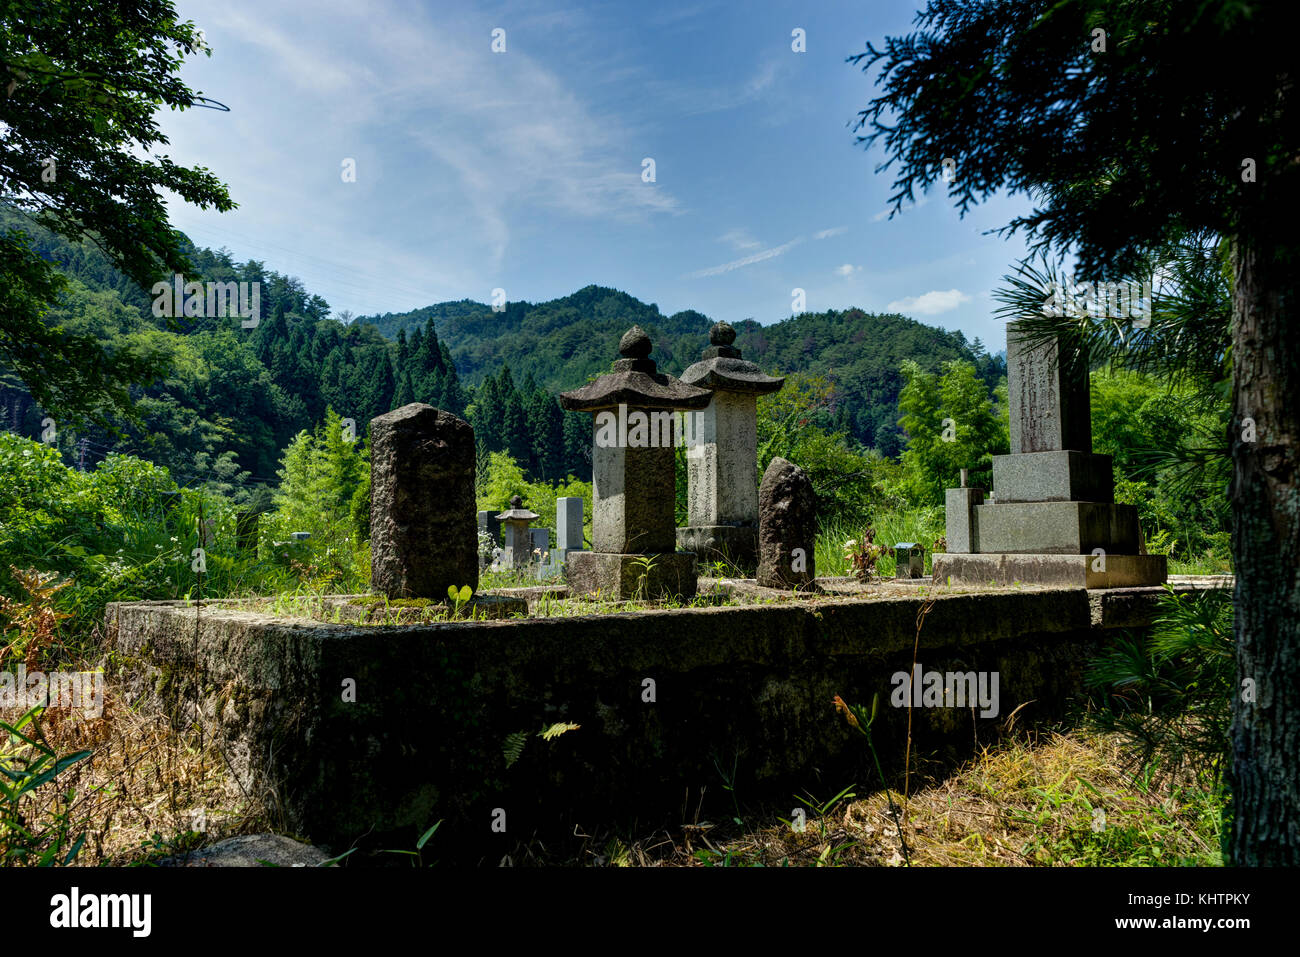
[932,552,1168,588]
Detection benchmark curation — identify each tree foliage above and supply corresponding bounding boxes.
[0,0,234,423]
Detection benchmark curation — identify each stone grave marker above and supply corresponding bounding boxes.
[370,403,478,599]
[933,322,1167,587]
[757,457,816,590]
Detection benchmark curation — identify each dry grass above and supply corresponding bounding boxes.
[505,728,1224,867]
[3,683,269,866]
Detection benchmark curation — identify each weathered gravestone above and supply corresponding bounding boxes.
[477,510,501,548]
[370,403,478,599]
[933,321,1167,587]
[677,321,784,570]
[555,496,584,564]
[757,457,816,590]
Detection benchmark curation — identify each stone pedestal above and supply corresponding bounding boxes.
[933,552,1168,588]
[566,551,698,600]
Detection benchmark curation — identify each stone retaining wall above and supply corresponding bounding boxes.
[105,579,1226,855]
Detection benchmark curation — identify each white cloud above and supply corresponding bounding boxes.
[687,238,803,278]
[815,226,848,240]
[718,228,762,250]
[885,289,972,316]
[835,264,859,277]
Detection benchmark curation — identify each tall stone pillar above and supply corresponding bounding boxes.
[559,326,712,599]
[676,321,784,570]
[933,322,1167,587]
[370,403,478,599]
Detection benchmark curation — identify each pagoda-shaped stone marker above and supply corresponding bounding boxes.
[932,322,1167,588]
[495,495,539,569]
[677,321,784,570]
[559,326,712,599]
[370,403,478,599]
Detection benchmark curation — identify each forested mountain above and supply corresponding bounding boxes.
[360,289,1004,456]
[1,202,1003,493]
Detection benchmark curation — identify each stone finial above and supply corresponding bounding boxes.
[510,494,522,509]
[559,326,712,412]
[619,325,652,359]
[680,321,784,394]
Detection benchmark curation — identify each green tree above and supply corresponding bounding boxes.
[272,408,369,562]
[896,359,1007,505]
[0,0,234,425]
[853,0,1300,863]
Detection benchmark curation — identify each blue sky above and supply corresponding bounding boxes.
[159,0,1036,347]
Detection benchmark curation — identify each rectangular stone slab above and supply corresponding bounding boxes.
[945,486,984,553]
[566,550,698,599]
[992,450,1114,503]
[932,552,1168,588]
[1007,321,1092,454]
[976,501,1140,554]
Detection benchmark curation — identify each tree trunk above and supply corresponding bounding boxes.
[1229,235,1300,865]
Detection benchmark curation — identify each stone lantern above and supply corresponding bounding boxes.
[677,321,784,569]
[559,325,712,599]
[495,495,539,570]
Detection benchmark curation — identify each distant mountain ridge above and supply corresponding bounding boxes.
[358,285,1005,452]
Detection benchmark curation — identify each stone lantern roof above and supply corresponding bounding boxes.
[559,325,712,412]
[680,322,784,395]
[495,494,539,522]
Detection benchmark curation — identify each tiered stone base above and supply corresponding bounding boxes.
[932,552,1168,588]
[676,525,757,570]
[566,551,698,600]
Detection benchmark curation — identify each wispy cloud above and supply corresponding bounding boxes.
[687,237,803,278]
[886,289,972,316]
[718,228,762,250]
[815,226,848,240]
[835,263,860,277]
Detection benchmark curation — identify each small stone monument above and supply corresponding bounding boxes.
[894,543,924,579]
[933,322,1167,587]
[757,457,816,590]
[677,321,784,570]
[477,510,502,548]
[370,403,478,599]
[559,326,712,599]
[555,496,584,566]
[495,495,539,569]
